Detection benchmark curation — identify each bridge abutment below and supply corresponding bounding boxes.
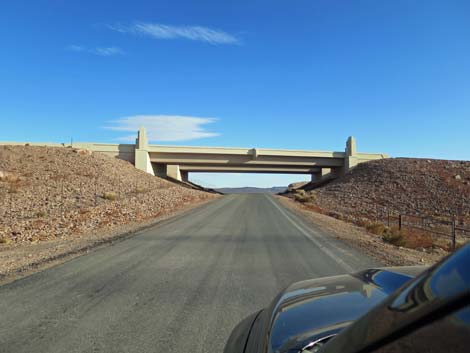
[135,127,155,175]
[344,136,358,172]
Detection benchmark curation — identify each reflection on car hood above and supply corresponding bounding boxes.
[267,267,424,353]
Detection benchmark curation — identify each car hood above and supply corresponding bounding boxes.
[265,267,424,353]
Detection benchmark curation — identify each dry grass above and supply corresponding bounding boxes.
[356,218,372,228]
[0,172,22,193]
[401,228,434,249]
[102,192,118,201]
[375,226,434,249]
[35,211,48,218]
[366,222,387,235]
[291,197,436,250]
[382,227,406,246]
[277,195,447,266]
[294,190,317,203]
[303,203,327,214]
[0,172,20,183]
[135,187,148,194]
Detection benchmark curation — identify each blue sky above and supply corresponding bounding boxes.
[1,0,469,187]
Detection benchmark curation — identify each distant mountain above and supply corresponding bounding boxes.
[215,186,287,194]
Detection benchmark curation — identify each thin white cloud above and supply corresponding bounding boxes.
[92,47,125,56]
[104,115,220,142]
[67,45,86,52]
[67,45,124,56]
[108,22,240,45]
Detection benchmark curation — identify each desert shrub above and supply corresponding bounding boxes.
[0,172,20,183]
[102,192,118,201]
[382,227,406,246]
[294,190,316,203]
[0,237,7,244]
[35,211,47,218]
[366,222,387,235]
[307,192,316,203]
[356,218,372,228]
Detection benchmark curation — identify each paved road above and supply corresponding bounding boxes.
[0,194,378,353]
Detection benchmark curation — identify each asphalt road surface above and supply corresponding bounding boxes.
[0,194,378,353]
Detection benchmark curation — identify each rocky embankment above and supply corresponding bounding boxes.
[0,145,217,245]
[295,158,470,221]
[285,158,469,254]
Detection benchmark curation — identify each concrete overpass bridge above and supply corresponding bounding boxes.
[1,127,388,182]
[133,128,388,182]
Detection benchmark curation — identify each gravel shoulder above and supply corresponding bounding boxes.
[0,145,221,283]
[276,195,448,266]
[0,196,218,284]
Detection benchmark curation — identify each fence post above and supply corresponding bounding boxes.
[451,219,456,251]
[61,181,64,219]
[9,191,12,225]
[399,214,402,230]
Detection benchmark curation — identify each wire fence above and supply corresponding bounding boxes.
[352,205,470,250]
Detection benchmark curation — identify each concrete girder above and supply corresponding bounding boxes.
[178,165,321,174]
[148,153,345,168]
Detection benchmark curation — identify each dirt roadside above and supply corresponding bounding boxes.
[0,197,217,285]
[276,196,449,267]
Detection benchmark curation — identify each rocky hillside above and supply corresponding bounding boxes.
[0,145,216,244]
[291,158,470,221]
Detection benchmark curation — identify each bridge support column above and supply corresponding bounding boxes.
[330,167,344,179]
[134,127,155,175]
[181,171,189,182]
[153,163,185,181]
[154,163,168,178]
[167,165,182,181]
[311,168,330,182]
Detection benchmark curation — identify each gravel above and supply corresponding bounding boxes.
[313,158,470,220]
[277,196,448,266]
[0,145,218,279]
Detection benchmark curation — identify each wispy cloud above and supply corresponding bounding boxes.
[67,45,86,52]
[108,22,240,45]
[92,47,125,56]
[104,115,220,142]
[67,45,125,56]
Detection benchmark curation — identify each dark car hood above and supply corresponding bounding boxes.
[265,267,424,353]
